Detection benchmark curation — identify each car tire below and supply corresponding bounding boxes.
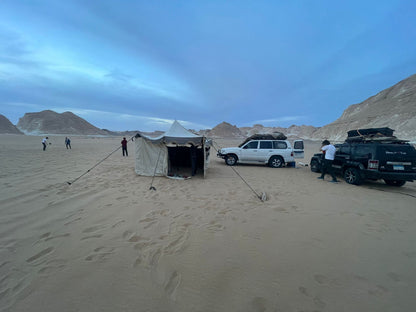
[384,179,406,187]
[269,156,284,168]
[225,154,237,166]
[344,167,362,185]
[310,159,321,172]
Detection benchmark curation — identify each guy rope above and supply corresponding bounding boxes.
[67,135,134,185]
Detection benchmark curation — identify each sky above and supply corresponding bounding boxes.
[1,0,416,132]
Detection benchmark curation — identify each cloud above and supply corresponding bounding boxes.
[249,116,306,126]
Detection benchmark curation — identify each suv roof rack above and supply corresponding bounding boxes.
[345,127,409,143]
[347,127,395,138]
[239,132,287,147]
[345,137,409,143]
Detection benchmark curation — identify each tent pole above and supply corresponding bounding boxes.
[149,147,163,191]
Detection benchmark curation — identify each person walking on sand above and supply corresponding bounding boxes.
[121,137,128,156]
[42,137,49,151]
[65,137,71,149]
[317,139,338,183]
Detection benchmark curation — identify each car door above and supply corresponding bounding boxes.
[257,141,273,162]
[293,140,304,158]
[240,140,259,162]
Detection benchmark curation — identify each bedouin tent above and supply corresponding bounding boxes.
[134,120,211,178]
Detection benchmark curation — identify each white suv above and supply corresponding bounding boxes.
[217,139,304,168]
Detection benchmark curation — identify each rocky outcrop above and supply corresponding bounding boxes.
[0,114,24,134]
[207,122,244,138]
[17,110,108,135]
[314,74,416,142]
[235,124,319,140]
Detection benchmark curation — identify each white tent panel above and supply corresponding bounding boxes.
[135,137,168,176]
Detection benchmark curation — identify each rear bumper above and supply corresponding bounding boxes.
[363,170,416,181]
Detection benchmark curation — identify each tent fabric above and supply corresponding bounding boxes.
[135,120,209,177]
[135,139,168,176]
[140,120,203,145]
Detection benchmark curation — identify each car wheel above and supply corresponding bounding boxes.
[344,167,362,185]
[225,154,237,166]
[269,156,283,168]
[310,159,321,172]
[384,179,406,187]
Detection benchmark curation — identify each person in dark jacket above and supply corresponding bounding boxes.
[121,137,128,156]
[190,143,197,176]
[65,137,71,149]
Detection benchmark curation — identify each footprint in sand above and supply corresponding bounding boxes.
[128,235,143,242]
[38,259,68,274]
[85,247,115,262]
[26,247,54,264]
[299,286,310,297]
[164,270,181,300]
[149,248,162,267]
[82,225,106,233]
[313,274,330,285]
[39,232,51,239]
[111,220,125,228]
[81,234,103,240]
[64,217,82,226]
[163,225,190,255]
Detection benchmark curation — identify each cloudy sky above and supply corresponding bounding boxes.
[1,0,415,131]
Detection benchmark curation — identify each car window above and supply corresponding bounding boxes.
[339,145,350,154]
[243,141,259,149]
[259,141,273,149]
[294,141,304,149]
[353,145,373,158]
[273,141,287,149]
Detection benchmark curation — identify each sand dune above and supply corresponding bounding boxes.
[1,135,415,311]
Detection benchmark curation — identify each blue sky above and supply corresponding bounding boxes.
[1,0,415,131]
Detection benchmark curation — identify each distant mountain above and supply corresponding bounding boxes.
[17,110,108,135]
[207,122,244,138]
[205,122,319,140]
[314,74,416,142]
[0,114,24,134]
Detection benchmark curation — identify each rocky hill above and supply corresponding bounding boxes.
[205,122,319,140]
[17,110,108,135]
[314,74,416,142]
[207,122,244,138]
[0,114,24,134]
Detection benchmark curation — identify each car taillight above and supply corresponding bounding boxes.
[368,160,379,170]
[291,152,293,157]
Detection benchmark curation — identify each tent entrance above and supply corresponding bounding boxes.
[167,146,204,177]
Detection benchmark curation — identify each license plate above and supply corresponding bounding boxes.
[393,165,404,170]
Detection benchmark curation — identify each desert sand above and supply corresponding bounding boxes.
[1,134,415,312]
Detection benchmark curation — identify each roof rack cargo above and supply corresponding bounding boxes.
[347,127,394,138]
[238,132,287,147]
[345,127,409,143]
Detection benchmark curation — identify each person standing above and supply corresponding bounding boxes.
[42,137,49,151]
[65,137,71,149]
[121,137,128,156]
[317,140,338,183]
[190,143,197,176]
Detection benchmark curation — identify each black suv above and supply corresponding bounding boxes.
[310,128,416,186]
